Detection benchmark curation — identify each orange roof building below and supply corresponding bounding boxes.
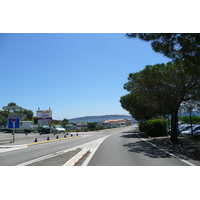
[103,119,124,123]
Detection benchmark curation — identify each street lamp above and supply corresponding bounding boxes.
[189,108,193,137]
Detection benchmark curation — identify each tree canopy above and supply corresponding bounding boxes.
[122,33,200,143]
[120,93,165,121]
[126,33,200,64]
[121,61,200,142]
[0,102,34,125]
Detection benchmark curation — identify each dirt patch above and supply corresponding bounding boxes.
[74,150,91,166]
[138,133,200,161]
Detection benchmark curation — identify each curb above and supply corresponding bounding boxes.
[62,148,90,166]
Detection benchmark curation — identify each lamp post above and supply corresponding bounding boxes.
[189,107,193,137]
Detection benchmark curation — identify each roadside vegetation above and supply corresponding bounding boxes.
[0,102,34,126]
[139,119,168,137]
[120,34,200,143]
[180,115,200,124]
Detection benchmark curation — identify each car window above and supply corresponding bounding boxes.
[55,125,63,128]
[183,126,191,131]
[194,126,200,131]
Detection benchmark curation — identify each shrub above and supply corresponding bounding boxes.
[87,122,96,131]
[139,119,168,137]
[139,122,145,132]
[180,115,200,124]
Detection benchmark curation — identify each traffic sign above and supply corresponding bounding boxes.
[8,114,26,118]
[2,105,18,110]
[8,118,20,129]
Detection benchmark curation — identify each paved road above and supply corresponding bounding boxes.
[0,128,128,166]
[1,125,200,166]
[87,125,200,166]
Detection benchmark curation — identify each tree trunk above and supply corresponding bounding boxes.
[170,111,179,143]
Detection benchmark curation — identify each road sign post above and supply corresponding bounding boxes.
[8,118,20,143]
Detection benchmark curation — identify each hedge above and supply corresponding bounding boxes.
[139,119,168,137]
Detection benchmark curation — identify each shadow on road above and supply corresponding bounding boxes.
[120,133,172,159]
[124,140,172,158]
[121,131,148,138]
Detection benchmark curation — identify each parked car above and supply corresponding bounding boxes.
[38,126,51,134]
[0,125,5,132]
[178,125,192,133]
[180,125,200,136]
[168,124,191,135]
[51,125,65,133]
[193,127,200,136]
[6,121,34,133]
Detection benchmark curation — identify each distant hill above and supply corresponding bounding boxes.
[68,113,199,123]
[69,114,135,123]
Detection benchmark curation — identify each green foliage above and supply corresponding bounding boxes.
[8,102,17,106]
[0,102,34,125]
[21,109,34,120]
[87,122,97,131]
[60,118,69,128]
[124,34,200,142]
[95,126,106,131]
[120,93,166,121]
[50,120,61,126]
[120,93,150,120]
[180,115,200,124]
[122,61,200,142]
[126,33,200,64]
[139,119,168,137]
[138,121,145,132]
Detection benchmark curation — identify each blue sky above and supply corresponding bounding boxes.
[0,33,171,119]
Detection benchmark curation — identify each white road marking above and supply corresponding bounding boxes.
[0,145,27,153]
[16,127,132,166]
[17,148,78,166]
[17,136,110,166]
[80,135,110,166]
[62,148,90,166]
[136,134,196,166]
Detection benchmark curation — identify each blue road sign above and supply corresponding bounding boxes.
[8,118,20,129]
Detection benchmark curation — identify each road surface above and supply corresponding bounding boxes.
[0,125,199,166]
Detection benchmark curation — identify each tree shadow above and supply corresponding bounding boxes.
[120,133,172,159]
[121,132,148,138]
[123,140,172,158]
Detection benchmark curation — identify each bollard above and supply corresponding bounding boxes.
[76,133,78,136]
[54,132,56,135]
[64,135,66,138]
[56,135,59,139]
[71,134,73,137]
[34,138,38,142]
[25,132,28,135]
[40,132,42,135]
[66,133,68,135]
[47,137,50,140]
